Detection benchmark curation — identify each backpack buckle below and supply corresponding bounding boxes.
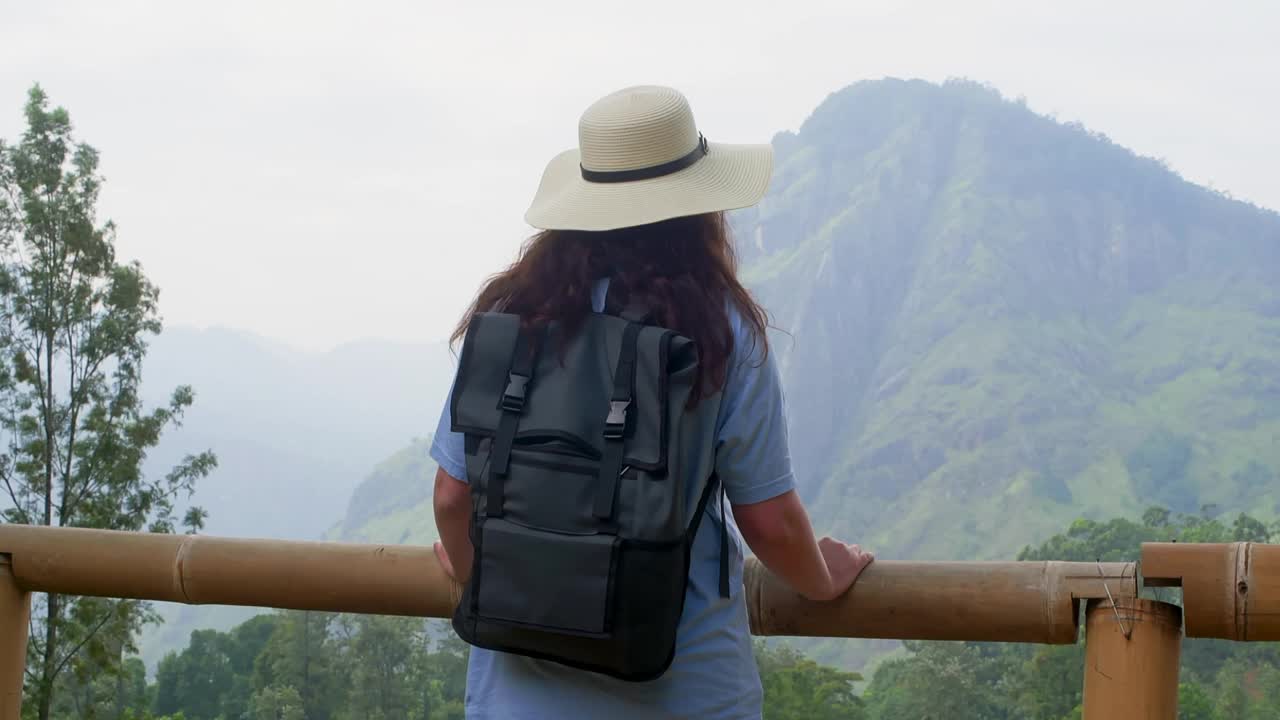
[502,374,529,413]
[604,400,629,439]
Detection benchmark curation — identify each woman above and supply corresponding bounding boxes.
[430,85,874,719]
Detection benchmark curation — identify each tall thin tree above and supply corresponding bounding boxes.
[0,84,217,720]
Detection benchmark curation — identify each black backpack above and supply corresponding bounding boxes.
[448,303,728,681]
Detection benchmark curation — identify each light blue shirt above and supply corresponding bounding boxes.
[430,280,796,719]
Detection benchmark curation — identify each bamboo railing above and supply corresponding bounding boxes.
[1,524,1277,719]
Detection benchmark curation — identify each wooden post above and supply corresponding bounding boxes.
[1082,597,1181,720]
[0,555,31,720]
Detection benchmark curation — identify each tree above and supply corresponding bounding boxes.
[52,652,151,719]
[1010,644,1083,720]
[0,85,216,720]
[412,627,469,720]
[861,641,1010,720]
[151,630,234,720]
[138,612,470,720]
[336,614,422,720]
[1212,658,1280,720]
[223,614,283,720]
[149,614,280,720]
[1177,682,1215,720]
[123,712,186,720]
[253,611,344,720]
[757,641,865,720]
[249,685,305,720]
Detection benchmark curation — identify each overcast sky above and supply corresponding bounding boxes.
[2,1,1276,351]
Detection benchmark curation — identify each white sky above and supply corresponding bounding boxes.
[2,0,1277,351]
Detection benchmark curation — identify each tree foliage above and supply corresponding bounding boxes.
[755,641,865,719]
[143,613,468,720]
[0,85,216,720]
[861,506,1280,720]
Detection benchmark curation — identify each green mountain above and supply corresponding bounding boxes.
[732,78,1280,561]
[327,436,439,544]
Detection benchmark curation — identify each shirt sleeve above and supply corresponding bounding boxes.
[429,375,468,481]
[714,313,797,506]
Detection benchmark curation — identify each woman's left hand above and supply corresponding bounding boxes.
[434,541,458,582]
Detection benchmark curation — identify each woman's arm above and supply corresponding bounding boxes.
[733,489,873,601]
[432,467,474,584]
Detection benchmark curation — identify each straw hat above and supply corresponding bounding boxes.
[524,86,773,232]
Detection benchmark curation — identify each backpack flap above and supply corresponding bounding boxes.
[450,311,677,472]
[476,517,619,636]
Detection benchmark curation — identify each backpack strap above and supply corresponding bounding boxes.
[593,320,642,521]
[719,482,730,599]
[486,326,543,518]
[690,472,731,600]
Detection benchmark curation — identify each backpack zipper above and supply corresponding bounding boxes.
[510,452,638,479]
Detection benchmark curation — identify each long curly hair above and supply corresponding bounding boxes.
[450,212,769,401]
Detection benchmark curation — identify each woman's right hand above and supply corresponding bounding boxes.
[814,537,874,601]
[734,490,877,603]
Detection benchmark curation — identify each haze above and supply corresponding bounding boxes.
[2,0,1276,351]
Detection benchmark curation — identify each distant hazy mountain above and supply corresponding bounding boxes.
[136,326,452,669]
[140,326,452,540]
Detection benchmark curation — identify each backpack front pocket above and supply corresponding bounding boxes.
[476,518,619,637]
